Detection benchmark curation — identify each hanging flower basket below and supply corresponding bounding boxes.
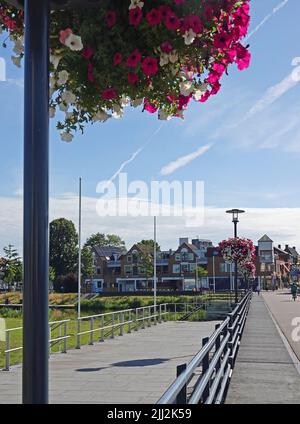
[239,259,256,278]
[0,0,251,141]
[218,237,255,264]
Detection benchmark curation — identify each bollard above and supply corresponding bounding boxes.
[176,364,187,404]
[201,337,210,403]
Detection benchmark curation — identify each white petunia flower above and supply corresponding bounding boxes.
[169,51,179,64]
[179,80,194,96]
[132,98,143,108]
[11,56,21,68]
[194,84,208,101]
[13,38,24,55]
[121,96,130,107]
[129,0,144,10]
[50,54,62,70]
[61,132,73,142]
[183,29,196,45]
[59,102,69,112]
[112,104,124,119]
[160,53,169,67]
[158,110,172,121]
[61,90,76,105]
[57,70,69,86]
[49,107,56,118]
[92,110,111,122]
[64,33,83,51]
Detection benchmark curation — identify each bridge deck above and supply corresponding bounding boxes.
[0,321,218,404]
[226,295,300,404]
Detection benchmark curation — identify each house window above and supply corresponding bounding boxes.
[127,255,132,263]
[175,254,180,261]
[125,265,132,274]
[173,264,180,274]
[96,268,101,275]
[188,253,194,261]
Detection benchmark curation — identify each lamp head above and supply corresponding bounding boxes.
[226,208,245,223]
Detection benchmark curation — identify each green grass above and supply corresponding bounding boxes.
[0,292,236,369]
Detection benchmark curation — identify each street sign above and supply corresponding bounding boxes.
[0,318,6,342]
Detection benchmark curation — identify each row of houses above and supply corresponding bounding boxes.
[84,235,300,293]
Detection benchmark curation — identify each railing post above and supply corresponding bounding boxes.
[148,306,151,327]
[201,337,210,403]
[100,315,105,342]
[63,322,67,353]
[5,331,10,371]
[134,309,138,331]
[142,308,145,329]
[89,318,94,345]
[120,312,124,336]
[111,314,115,339]
[128,310,132,333]
[215,324,221,372]
[164,303,167,321]
[175,303,177,321]
[176,364,187,404]
[159,304,162,323]
[76,319,81,349]
[228,314,233,366]
[154,305,157,325]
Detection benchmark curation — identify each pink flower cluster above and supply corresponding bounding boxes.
[219,237,256,278]
[100,0,251,114]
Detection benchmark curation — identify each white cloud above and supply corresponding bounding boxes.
[160,145,212,176]
[1,195,300,255]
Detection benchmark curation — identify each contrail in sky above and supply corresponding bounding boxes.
[245,0,289,42]
[106,122,164,185]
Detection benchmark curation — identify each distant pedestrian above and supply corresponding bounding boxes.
[291,283,297,301]
[257,286,261,296]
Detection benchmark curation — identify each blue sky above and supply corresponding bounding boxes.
[1,0,300,253]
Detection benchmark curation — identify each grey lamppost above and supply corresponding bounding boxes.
[7,0,102,405]
[226,209,245,304]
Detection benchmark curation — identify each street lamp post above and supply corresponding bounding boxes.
[6,0,103,405]
[226,209,245,304]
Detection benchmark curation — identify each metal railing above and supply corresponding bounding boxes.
[4,319,70,371]
[1,296,240,371]
[157,291,252,405]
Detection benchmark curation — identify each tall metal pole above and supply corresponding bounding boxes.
[23,0,50,404]
[153,216,157,307]
[78,177,82,319]
[195,258,198,291]
[213,255,216,294]
[234,221,238,303]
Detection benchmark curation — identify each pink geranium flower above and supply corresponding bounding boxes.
[146,8,162,26]
[129,7,143,27]
[126,49,142,68]
[102,87,118,100]
[141,57,158,77]
[59,28,73,45]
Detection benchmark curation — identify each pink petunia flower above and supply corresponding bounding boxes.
[146,8,162,26]
[106,11,117,28]
[113,52,123,66]
[141,57,158,77]
[126,49,142,68]
[102,87,118,100]
[59,28,73,45]
[129,7,143,27]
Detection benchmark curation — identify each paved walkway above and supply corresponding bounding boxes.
[262,290,300,361]
[226,294,300,404]
[0,321,218,404]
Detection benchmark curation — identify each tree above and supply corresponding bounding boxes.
[50,218,78,278]
[84,233,126,249]
[0,245,23,289]
[196,266,208,292]
[138,239,160,252]
[81,246,93,279]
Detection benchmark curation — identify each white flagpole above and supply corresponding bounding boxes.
[78,177,82,319]
[154,216,157,307]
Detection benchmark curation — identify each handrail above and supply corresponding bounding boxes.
[157,291,252,405]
